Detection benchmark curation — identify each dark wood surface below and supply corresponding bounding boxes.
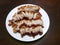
[0,0,60,45]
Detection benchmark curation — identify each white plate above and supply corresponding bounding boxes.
[5,4,50,42]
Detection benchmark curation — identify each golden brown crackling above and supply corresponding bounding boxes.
[19,23,44,29]
[17,11,42,20]
[18,5,40,12]
[17,11,35,15]
[21,31,43,38]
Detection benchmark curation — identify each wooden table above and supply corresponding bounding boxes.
[0,0,60,45]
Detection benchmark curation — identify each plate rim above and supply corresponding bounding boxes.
[5,4,50,42]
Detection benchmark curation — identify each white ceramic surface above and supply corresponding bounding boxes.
[6,4,50,42]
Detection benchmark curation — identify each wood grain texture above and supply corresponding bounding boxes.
[0,0,60,45]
